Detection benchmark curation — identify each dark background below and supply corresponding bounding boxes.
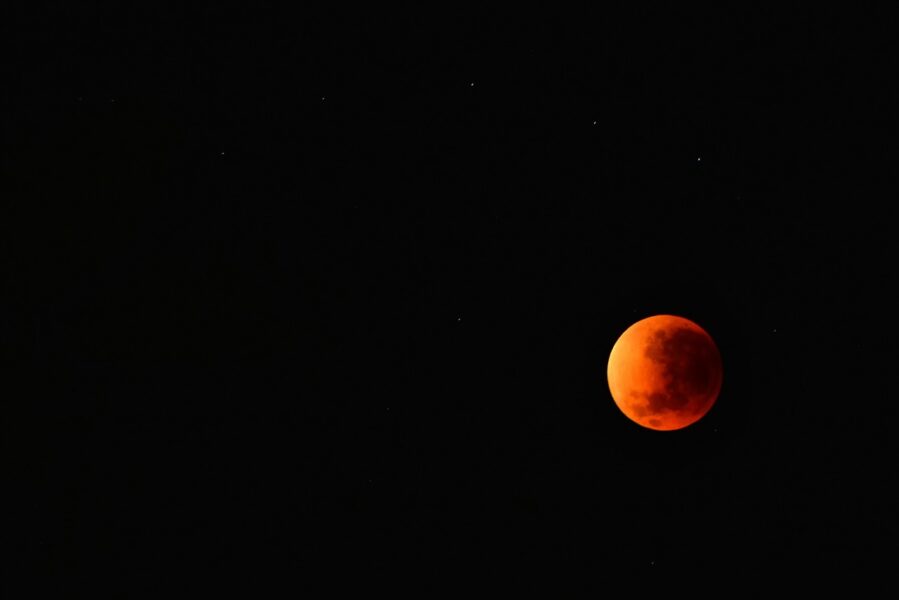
[2,4,896,594]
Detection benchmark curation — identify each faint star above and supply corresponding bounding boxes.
[470,82,475,87]
[697,157,701,162]
[593,121,597,125]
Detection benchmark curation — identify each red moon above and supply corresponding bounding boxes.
[607,314,722,431]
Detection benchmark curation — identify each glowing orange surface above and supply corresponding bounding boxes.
[607,314,722,431]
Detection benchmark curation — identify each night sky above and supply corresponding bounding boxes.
[3,4,896,594]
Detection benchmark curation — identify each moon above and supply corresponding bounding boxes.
[607,314,722,431]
